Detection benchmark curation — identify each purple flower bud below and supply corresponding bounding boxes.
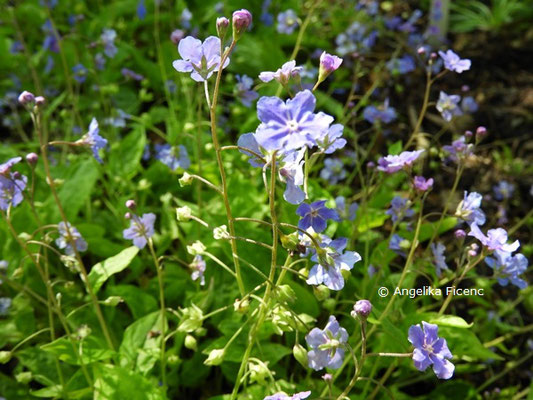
[464,130,473,138]
[454,229,466,239]
[417,46,426,55]
[125,212,132,219]
[322,373,332,382]
[35,96,46,106]
[26,153,38,165]
[216,17,229,38]
[18,91,35,105]
[413,176,434,192]
[430,52,437,59]
[461,85,470,92]
[319,52,343,74]
[367,161,375,169]
[125,199,136,210]
[232,9,252,40]
[170,29,184,45]
[468,249,477,257]
[476,126,487,138]
[351,299,372,318]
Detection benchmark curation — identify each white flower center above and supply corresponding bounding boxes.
[287,120,299,132]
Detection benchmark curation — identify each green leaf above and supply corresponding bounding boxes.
[388,140,403,155]
[119,311,163,374]
[93,363,166,400]
[41,335,114,365]
[88,246,139,294]
[109,125,147,178]
[439,327,503,361]
[56,159,100,220]
[108,284,158,319]
[428,314,473,329]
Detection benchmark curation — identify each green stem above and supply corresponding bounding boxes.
[208,40,245,296]
[148,239,167,388]
[337,322,367,400]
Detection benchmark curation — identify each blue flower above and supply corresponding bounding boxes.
[387,55,416,74]
[264,392,311,400]
[389,234,407,257]
[264,392,310,400]
[0,157,27,211]
[78,118,108,163]
[137,0,146,20]
[235,74,258,107]
[42,20,60,53]
[279,149,306,205]
[468,225,519,253]
[123,213,156,249]
[260,0,274,26]
[155,144,190,171]
[259,60,303,85]
[254,90,334,153]
[493,180,514,201]
[180,8,192,29]
[318,124,346,154]
[101,29,118,58]
[277,10,299,34]
[56,222,88,256]
[307,237,361,290]
[306,316,348,370]
[455,191,485,226]
[190,255,206,286]
[408,321,454,379]
[121,68,144,81]
[335,22,377,56]
[443,136,472,163]
[386,196,414,224]
[72,64,88,83]
[320,158,346,185]
[172,36,228,82]
[430,242,449,277]
[335,196,358,221]
[461,96,478,113]
[438,50,471,73]
[297,200,340,233]
[363,99,397,124]
[485,250,528,289]
[0,297,12,316]
[95,53,106,70]
[377,150,424,173]
[436,91,462,121]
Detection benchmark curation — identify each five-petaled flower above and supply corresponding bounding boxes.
[468,225,519,253]
[123,213,156,249]
[254,90,334,153]
[485,250,528,289]
[438,50,471,73]
[172,36,229,82]
[297,200,340,233]
[77,118,108,164]
[56,222,88,256]
[377,150,424,173]
[0,157,27,211]
[408,321,454,379]
[264,391,311,400]
[306,315,348,370]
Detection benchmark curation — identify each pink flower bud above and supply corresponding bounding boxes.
[18,91,35,105]
[216,17,229,38]
[125,200,136,210]
[35,96,46,106]
[26,153,38,165]
[170,29,184,45]
[232,9,252,40]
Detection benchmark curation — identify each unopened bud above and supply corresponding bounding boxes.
[292,344,308,368]
[476,126,487,139]
[213,225,230,240]
[176,206,192,221]
[216,17,230,39]
[125,199,136,210]
[232,9,252,41]
[0,351,12,364]
[204,348,225,366]
[454,229,466,239]
[26,153,38,165]
[233,298,249,314]
[464,130,473,138]
[184,334,198,351]
[179,172,193,187]
[35,96,46,106]
[187,241,206,256]
[351,299,372,319]
[18,91,35,105]
[15,371,32,384]
[170,29,184,45]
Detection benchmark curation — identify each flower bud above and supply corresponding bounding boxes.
[15,371,32,384]
[476,126,487,139]
[35,96,46,106]
[184,334,198,351]
[26,153,38,165]
[322,373,333,382]
[18,91,35,105]
[351,299,372,319]
[213,225,230,240]
[316,51,343,87]
[275,284,296,303]
[176,206,192,221]
[293,343,308,368]
[313,285,330,301]
[249,360,271,384]
[233,298,249,314]
[216,17,230,39]
[280,232,299,251]
[204,348,225,366]
[124,212,132,220]
[417,46,426,55]
[76,324,91,340]
[170,29,184,45]
[102,296,123,306]
[0,351,12,364]
[464,130,473,138]
[454,229,466,239]
[125,199,136,210]
[187,241,206,256]
[179,172,193,187]
[232,9,252,41]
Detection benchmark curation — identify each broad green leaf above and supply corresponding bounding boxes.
[41,335,114,365]
[88,246,139,294]
[108,284,158,319]
[428,314,473,329]
[93,363,166,400]
[109,125,147,178]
